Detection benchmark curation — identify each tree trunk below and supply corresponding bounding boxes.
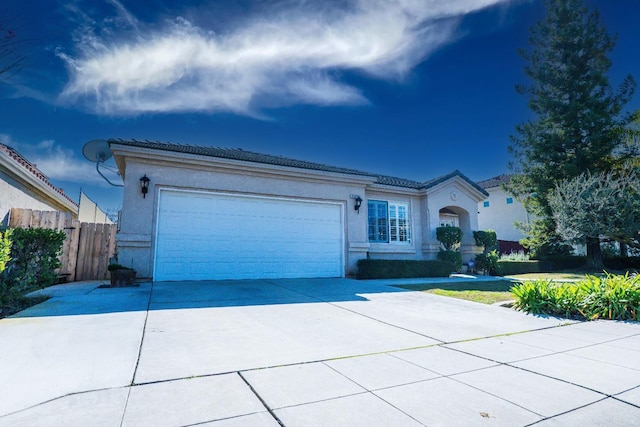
[620,242,628,258]
[585,237,604,271]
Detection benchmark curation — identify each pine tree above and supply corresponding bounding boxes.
[507,0,635,267]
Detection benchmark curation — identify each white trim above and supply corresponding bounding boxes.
[388,201,411,244]
[0,151,78,214]
[153,187,345,280]
[366,198,412,246]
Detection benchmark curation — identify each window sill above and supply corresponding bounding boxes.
[367,244,416,254]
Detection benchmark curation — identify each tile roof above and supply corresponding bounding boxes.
[108,139,486,194]
[477,174,511,189]
[0,143,78,207]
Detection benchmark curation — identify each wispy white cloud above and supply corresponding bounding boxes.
[59,0,510,116]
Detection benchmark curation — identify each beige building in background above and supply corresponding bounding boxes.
[78,191,113,224]
[476,174,530,245]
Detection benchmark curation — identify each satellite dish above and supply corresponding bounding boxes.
[82,139,123,187]
[82,139,112,162]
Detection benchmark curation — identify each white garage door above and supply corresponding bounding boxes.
[154,190,344,281]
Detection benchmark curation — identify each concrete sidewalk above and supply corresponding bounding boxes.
[1,277,639,426]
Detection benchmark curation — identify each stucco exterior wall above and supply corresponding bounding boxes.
[424,180,483,262]
[477,187,530,242]
[113,145,487,279]
[117,159,371,278]
[0,171,59,225]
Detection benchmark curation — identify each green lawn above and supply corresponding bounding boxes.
[425,289,514,304]
[505,272,588,282]
[396,280,515,305]
[395,270,638,306]
[505,270,637,282]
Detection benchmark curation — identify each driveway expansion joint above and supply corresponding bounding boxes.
[130,280,155,386]
[237,371,285,427]
[523,397,617,426]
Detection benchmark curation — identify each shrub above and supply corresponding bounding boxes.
[4,228,65,295]
[0,229,11,274]
[357,259,455,279]
[499,250,530,262]
[511,279,581,319]
[578,274,640,321]
[473,230,498,251]
[535,255,587,270]
[436,226,462,251]
[511,273,640,321]
[603,256,640,271]
[495,261,542,276]
[473,230,498,275]
[437,250,462,272]
[475,250,499,275]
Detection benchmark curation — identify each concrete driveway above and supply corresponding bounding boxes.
[1,278,639,426]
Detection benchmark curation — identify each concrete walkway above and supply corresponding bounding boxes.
[1,277,639,426]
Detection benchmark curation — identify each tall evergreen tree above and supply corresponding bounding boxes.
[507,0,635,267]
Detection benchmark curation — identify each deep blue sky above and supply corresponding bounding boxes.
[1,0,639,211]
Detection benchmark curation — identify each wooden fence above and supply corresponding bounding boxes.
[9,208,118,282]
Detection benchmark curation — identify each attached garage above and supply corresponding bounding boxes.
[154,189,344,281]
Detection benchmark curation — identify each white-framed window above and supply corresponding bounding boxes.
[439,215,459,227]
[368,200,410,243]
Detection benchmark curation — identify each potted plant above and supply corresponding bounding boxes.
[107,264,137,287]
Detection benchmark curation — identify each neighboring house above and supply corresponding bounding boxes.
[78,191,114,224]
[477,174,589,256]
[0,142,78,226]
[477,174,530,253]
[108,139,488,281]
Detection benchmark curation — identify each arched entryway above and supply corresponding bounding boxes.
[437,206,477,262]
[439,207,459,227]
[438,206,470,238]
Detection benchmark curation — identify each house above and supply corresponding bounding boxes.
[0,142,78,226]
[476,174,530,253]
[477,174,590,256]
[108,139,488,281]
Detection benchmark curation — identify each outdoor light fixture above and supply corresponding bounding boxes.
[354,195,363,213]
[139,175,150,198]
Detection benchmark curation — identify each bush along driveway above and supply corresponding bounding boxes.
[512,272,640,321]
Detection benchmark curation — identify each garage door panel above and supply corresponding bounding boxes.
[155,191,343,281]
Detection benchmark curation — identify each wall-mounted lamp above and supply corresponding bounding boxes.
[354,195,363,213]
[139,175,150,198]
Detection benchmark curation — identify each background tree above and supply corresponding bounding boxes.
[507,0,635,263]
[614,111,640,170]
[548,171,640,269]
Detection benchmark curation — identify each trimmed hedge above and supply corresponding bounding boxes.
[495,261,542,276]
[496,256,590,276]
[437,250,462,272]
[603,257,640,270]
[357,259,455,279]
[537,256,587,271]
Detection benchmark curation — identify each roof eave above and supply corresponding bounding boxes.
[0,153,78,214]
[109,142,379,186]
